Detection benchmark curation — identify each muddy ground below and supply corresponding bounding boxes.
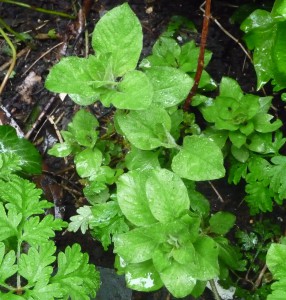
[1,0,285,299]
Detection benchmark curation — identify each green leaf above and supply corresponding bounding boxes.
[125,147,160,171]
[0,242,17,282]
[245,181,274,215]
[92,3,142,76]
[113,225,164,263]
[252,113,282,133]
[231,145,249,163]
[48,142,73,157]
[0,203,21,241]
[124,260,163,292]
[116,170,157,226]
[229,131,247,148]
[144,66,193,108]
[267,243,286,299]
[214,237,245,271]
[269,156,286,200]
[219,77,243,100]
[140,37,181,68]
[101,70,153,110]
[209,212,236,235]
[45,56,103,98]
[273,22,286,88]
[0,153,22,177]
[191,236,220,279]
[272,0,286,19]
[68,109,99,148]
[74,148,102,178]
[92,214,129,250]
[24,280,63,300]
[51,244,100,300]
[68,206,93,234]
[22,215,67,246]
[152,248,197,298]
[19,242,56,284]
[145,169,190,222]
[0,125,41,174]
[0,176,53,218]
[172,136,225,181]
[115,105,172,150]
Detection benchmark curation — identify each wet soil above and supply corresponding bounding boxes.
[1,0,285,299]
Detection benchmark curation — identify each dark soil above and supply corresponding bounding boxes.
[1,1,284,299]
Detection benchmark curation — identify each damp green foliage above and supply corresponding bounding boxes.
[240,0,286,90]
[197,77,282,163]
[0,125,42,174]
[44,2,286,299]
[0,128,100,298]
[114,168,241,298]
[267,243,286,300]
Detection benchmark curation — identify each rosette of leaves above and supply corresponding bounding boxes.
[113,168,244,298]
[240,0,286,90]
[197,77,282,162]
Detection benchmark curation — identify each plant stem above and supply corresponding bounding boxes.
[16,240,21,290]
[0,27,16,96]
[209,279,221,300]
[183,0,212,111]
[0,0,75,19]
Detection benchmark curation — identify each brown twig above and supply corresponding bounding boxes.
[183,0,212,111]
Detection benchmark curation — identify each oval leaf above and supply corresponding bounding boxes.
[92,3,142,76]
[116,171,157,226]
[74,148,102,178]
[115,106,172,150]
[101,70,153,110]
[145,169,190,222]
[172,136,225,181]
[145,66,193,108]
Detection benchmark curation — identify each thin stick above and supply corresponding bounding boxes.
[22,42,64,76]
[0,27,16,96]
[25,96,57,139]
[208,181,224,203]
[209,279,221,300]
[183,0,212,111]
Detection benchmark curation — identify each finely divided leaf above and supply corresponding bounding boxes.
[51,244,100,300]
[68,205,93,234]
[0,176,53,218]
[269,156,286,201]
[22,215,67,246]
[0,203,21,241]
[267,243,286,299]
[19,242,56,284]
[92,3,142,76]
[0,242,17,282]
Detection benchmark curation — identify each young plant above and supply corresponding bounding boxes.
[0,125,100,299]
[44,3,245,298]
